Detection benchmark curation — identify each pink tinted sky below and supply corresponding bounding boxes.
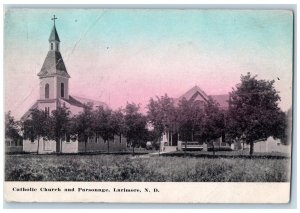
[4,9,293,119]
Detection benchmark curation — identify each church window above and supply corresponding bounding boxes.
[56,43,59,51]
[61,83,65,98]
[51,43,53,50]
[45,84,49,99]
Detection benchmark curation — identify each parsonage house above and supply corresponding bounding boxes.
[159,85,230,153]
[159,86,291,154]
[21,18,127,154]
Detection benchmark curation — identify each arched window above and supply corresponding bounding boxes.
[51,43,53,50]
[56,43,59,51]
[45,84,49,99]
[61,83,64,98]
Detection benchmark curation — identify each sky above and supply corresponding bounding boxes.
[4,9,293,119]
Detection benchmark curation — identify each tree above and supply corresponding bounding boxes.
[111,109,127,147]
[5,111,22,144]
[280,108,292,145]
[227,72,287,155]
[124,103,147,155]
[23,109,49,154]
[176,98,204,156]
[49,106,71,153]
[147,94,177,149]
[201,98,225,156]
[72,103,94,152]
[92,106,114,153]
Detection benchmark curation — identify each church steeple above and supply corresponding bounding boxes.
[37,15,70,101]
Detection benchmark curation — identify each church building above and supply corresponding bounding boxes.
[22,16,127,154]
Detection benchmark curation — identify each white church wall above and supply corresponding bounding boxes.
[37,101,57,114]
[23,138,56,154]
[61,140,78,153]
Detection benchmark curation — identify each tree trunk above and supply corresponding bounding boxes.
[212,142,215,156]
[184,140,187,158]
[85,137,87,153]
[132,143,135,156]
[107,138,110,153]
[249,141,254,156]
[37,136,40,154]
[158,139,161,156]
[56,137,60,153]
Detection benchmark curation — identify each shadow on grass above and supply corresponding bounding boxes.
[161,151,290,159]
[5,151,151,156]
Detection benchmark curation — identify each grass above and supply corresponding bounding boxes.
[5,153,290,182]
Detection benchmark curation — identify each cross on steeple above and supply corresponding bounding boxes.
[51,15,58,26]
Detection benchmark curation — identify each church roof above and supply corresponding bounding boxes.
[49,25,60,42]
[37,51,70,78]
[70,96,108,109]
[21,96,108,120]
[60,95,108,115]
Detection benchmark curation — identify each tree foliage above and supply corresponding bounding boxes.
[147,94,177,139]
[124,103,147,154]
[227,72,287,155]
[5,111,22,142]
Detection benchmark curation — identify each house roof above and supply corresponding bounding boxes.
[210,94,229,109]
[49,25,60,42]
[37,51,70,78]
[178,85,209,102]
[175,85,229,109]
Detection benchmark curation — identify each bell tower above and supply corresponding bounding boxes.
[37,15,70,106]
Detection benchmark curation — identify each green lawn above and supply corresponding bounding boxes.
[5,153,290,182]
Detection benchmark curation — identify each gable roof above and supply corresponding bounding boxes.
[178,85,209,102]
[175,85,229,109]
[49,25,60,42]
[37,51,70,78]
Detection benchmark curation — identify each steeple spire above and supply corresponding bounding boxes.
[49,15,60,42]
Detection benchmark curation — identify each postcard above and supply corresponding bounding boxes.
[4,8,293,203]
